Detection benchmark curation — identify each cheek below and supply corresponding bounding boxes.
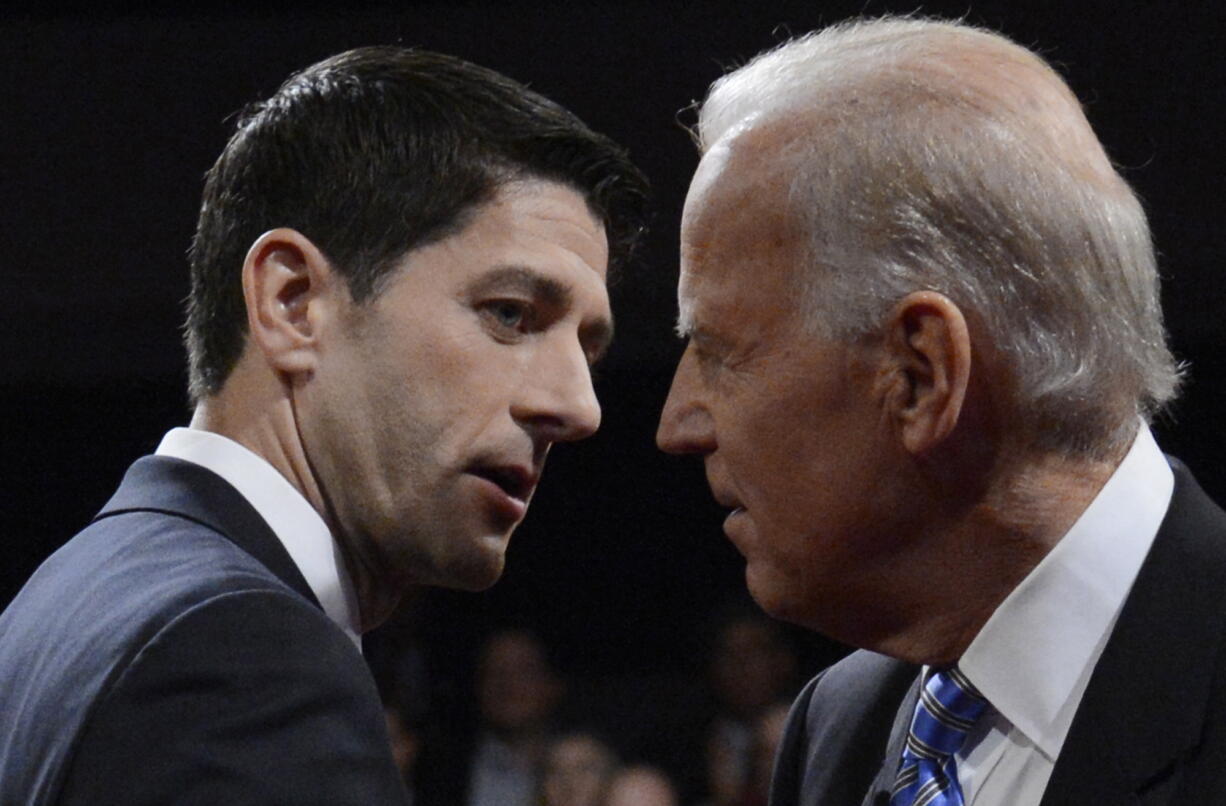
[732,404,827,506]
[754,388,882,515]
[371,335,500,445]
[414,327,520,411]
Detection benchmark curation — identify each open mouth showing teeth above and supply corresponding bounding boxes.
[472,467,529,501]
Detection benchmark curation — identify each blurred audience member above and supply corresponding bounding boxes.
[742,702,791,806]
[702,607,798,806]
[469,629,565,806]
[415,628,564,806]
[604,764,679,806]
[383,701,422,803]
[540,731,619,806]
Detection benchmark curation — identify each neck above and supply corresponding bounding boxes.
[190,357,400,631]
[867,443,1126,666]
[190,361,324,513]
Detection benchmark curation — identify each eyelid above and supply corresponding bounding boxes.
[490,297,530,314]
[474,289,612,367]
[689,331,713,358]
[689,334,728,376]
[691,326,731,357]
[478,297,534,332]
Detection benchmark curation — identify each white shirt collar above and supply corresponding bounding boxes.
[958,424,1173,759]
[155,427,363,649]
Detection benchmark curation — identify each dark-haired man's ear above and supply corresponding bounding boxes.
[241,228,339,379]
[883,291,972,456]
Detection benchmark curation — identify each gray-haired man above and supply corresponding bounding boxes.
[658,17,1226,804]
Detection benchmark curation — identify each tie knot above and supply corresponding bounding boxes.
[904,666,988,762]
[891,667,988,806]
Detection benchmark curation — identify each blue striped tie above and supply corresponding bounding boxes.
[890,666,988,806]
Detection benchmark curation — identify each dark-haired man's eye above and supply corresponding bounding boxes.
[485,300,528,331]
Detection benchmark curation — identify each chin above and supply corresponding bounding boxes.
[444,539,508,592]
[744,563,809,628]
[744,564,784,616]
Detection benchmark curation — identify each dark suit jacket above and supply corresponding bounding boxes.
[770,459,1226,805]
[0,456,409,805]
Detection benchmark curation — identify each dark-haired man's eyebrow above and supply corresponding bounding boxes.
[465,265,571,307]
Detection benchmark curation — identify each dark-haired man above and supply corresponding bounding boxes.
[0,47,646,804]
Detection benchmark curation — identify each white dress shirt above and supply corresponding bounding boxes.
[156,427,363,648]
[946,424,1173,804]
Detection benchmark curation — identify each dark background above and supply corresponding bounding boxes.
[2,0,1222,697]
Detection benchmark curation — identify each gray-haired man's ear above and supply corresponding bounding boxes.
[883,291,972,457]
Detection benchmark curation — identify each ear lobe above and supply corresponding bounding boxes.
[242,228,338,379]
[885,291,972,456]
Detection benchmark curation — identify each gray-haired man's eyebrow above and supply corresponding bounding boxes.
[675,305,694,339]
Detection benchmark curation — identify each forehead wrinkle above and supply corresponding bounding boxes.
[675,130,801,344]
[501,178,609,275]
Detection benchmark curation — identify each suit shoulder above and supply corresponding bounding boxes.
[811,650,910,690]
[60,588,403,805]
[0,511,320,804]
[770,651,916,806]
[0,509,299,671]
[797,650,917,731]
[122,584,357,680]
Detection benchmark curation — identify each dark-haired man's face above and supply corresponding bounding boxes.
[297,180,610,609]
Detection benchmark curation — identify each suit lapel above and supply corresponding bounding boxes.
[861,674,921,806]
[778,651,918,806]
[95,455,322,609]
[1042,460,1226,805]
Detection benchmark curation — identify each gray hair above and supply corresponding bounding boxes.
[695,16,1180,457]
